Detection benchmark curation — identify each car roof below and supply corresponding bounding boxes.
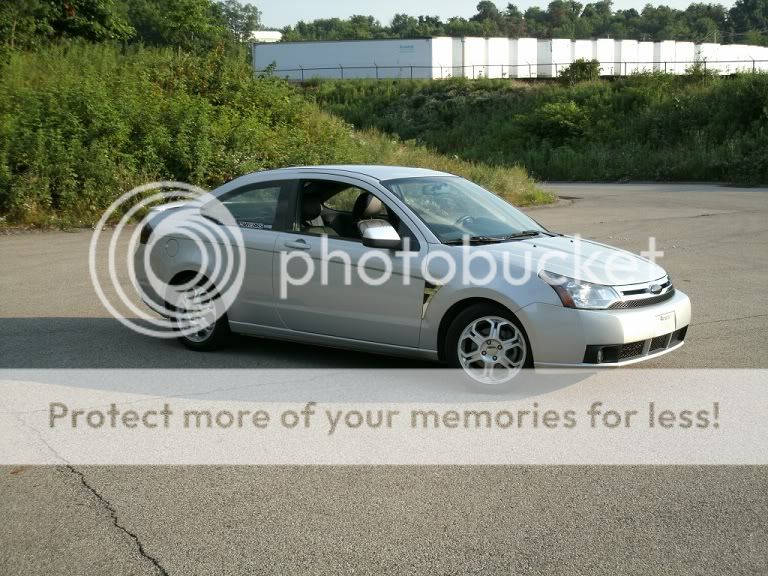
[265,165,455,181]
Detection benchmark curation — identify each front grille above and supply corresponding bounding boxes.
[649,334,669,352]
[583,326,689,364]
[618,340,645,359]
[670,326,688,344]
[609,288,675,309]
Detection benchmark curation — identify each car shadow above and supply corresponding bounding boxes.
[0,317,431,369]
[0,317,592,401]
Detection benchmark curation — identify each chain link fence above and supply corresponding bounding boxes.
[257,60,768,81]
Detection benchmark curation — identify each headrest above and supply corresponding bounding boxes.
[301,197,322,221]
[352,193,383,220]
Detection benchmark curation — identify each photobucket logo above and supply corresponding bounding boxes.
[88,182,245,339]
[277,235,665,298]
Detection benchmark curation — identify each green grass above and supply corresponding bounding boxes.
[0,43,549,227]
[308,73,768,185]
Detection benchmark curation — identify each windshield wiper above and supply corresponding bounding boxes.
[502,230,545,239]
[443,235,508,245]
[443,230,552,245]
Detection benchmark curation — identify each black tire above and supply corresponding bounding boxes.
[444,302,533,383]
[168,276,231,351]
[176,312,230,351]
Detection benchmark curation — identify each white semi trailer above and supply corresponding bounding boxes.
[637,42,655,72]
[460,37,489,78]
[675,42,696,74]
[510,38,538,78]
[654,41,676,73]
[537,39,572,77]
[615,40,638,75]
[253,37,768,81]
[696,43,721,73]
[594,39,616,75]
[486,37,509,78]
[253,37,453,80]
[572,39,594,62]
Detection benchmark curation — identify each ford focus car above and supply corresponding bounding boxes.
[133,165,691,384]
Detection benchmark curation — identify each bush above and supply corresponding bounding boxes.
[519,101,589,145]
[558,59,601,85]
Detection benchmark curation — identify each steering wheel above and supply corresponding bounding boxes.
[455,215,475,228]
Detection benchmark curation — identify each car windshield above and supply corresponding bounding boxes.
[382,176,547,243]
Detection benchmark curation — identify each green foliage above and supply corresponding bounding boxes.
[125,0,229,52]
[559,59,601,85]
[310,74,768,185]
[0,0,133,51]
[0,44,546,226]
[519,101,590,144]
[685,60,721,78]
[0,0,262,55]
[215,0,261,42]
[730,0,768,45]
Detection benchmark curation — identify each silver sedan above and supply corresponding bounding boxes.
[134,165,691,383]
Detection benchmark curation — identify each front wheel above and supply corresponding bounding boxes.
[169,279,230,351]
[445,303,533,386]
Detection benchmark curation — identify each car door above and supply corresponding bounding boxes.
[213,178,298,328]
[273,177,427,348]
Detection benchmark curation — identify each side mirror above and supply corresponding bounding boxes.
[358,219,401,249]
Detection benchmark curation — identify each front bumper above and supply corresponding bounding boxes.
[517,289,691,367]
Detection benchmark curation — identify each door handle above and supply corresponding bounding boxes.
[284,239,311,250]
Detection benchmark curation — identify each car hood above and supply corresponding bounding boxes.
[475,235,666,286]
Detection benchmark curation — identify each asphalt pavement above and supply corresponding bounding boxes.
[1,182,767,574]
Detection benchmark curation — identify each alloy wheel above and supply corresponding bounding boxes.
[457,315,527,384]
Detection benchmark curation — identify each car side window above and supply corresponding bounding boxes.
[322,187,387,216]
[295,179,420,250]
[218,181,296,231]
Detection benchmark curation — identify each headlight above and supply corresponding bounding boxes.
[539,271,620,310]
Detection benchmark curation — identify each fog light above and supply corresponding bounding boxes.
[596,348,604,364]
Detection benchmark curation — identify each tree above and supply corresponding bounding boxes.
[729,0,768,30]
[49,0,134,42]
[639,4,691,40]
[215,0,261,42]
[546,0,583,38]
[524,6,549,37]
[127,0,229,51]
[609,9,642,40]
[0,0,53,50]
[683,3,727,41]
[444,16,483,37]
[472,1,502,23]
[1,0,133,50]
[503,4,526,36]
[729,0,768,44]
[391,13,419,36]
[581,0,613,36]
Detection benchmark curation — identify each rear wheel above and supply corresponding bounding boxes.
[445,303,532,385]
[169,277,230,351]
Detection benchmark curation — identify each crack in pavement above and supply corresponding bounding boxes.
[63,465,170,576]
[8,410,170,576]
[692,313,768,327]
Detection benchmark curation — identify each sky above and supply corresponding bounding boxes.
[252,0,736,29]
